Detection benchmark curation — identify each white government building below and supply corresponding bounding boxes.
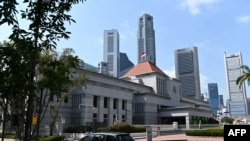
[40,61,213,133]
[0,61,213,135]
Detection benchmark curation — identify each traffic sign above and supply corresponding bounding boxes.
[157,126,161,131]
[32,113,37,124]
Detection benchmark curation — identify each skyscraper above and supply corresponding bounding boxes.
[119,52,134,77]
[208,83,219,117]
[137,13,156,64]
[175,46,201,100]
[224,52,248,118]
[219,95,224,107]
[103,29,120,77]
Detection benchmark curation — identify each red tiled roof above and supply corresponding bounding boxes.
[122,61,168,77]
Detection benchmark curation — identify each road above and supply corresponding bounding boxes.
[135,133,223,141]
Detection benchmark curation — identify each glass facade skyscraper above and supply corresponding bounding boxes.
[224,52,248,118]
[137,13,156,64]
[208,83,219,116]
[103,29,120,77]
[175,46,201,100]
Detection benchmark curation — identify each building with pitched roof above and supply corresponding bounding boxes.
[121,61,213,126]
[8,61,213,135]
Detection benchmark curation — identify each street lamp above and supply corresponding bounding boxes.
[79,104,93,133]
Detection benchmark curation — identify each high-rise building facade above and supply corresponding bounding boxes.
[119,52,134,77]
[175,46,201,100]
[208,83,219,116]
[137,13,156,64]
[224,52,248,118]
[219,95,224,107]
[103,29,120,77]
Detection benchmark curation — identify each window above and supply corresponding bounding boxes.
[104,114,108,126]
[113,98,117,109]
[122,100,126,110]
[64,95,68,103]
[93,113,97,123]
[106,135,116,141]
[93,96,98,107]
[113,114,117,123]
[173,86,177,94]
[122,115,126,122]
[104,97,108,108]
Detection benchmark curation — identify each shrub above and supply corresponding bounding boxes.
[193,117,219,124]
[97,123,146,133]
[185,128,223,137]
[221,117,234,124]
[63,125,86,133]
[39,135,64,141]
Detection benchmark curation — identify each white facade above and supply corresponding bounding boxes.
[174,46,201,100]
[1,67,212,135]
[224,52,248,118]
[103,29,120,77]
[122,64,213,126]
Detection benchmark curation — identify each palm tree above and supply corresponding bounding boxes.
[236,65,250,88]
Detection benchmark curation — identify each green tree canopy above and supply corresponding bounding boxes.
[236,65,250,88]
[0,0,86,140]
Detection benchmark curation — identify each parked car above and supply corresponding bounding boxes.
[78,132,134,141]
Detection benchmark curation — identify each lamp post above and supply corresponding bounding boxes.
[79,104,93,133]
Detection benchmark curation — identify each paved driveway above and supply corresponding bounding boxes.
[135,133,223,141]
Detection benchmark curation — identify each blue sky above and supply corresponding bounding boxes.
[1,0,250,103]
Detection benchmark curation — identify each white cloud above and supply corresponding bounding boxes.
[237,15,250,24]
[119,20,136,40]
[200,73,210,94]
[163,68,175,78]
[180,0,218,15]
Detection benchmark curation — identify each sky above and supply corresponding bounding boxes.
[0,0,250,104]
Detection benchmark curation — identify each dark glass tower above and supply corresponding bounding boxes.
[208,83,219,116]
[175,46,201,100]
[119,52,134,77]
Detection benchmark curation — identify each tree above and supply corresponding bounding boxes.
[0,41,31,140]
[37,48,85,135]
[221,117,234,124]
[236,65,250,88]
[0,1,85,140]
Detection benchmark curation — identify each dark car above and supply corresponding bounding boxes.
[79,132,134,141]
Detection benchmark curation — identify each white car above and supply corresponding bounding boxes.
[79,132,134,141]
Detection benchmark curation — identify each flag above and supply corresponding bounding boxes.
[141,51,146,57]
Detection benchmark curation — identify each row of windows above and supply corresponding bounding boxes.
[132,116,145,124]
[107,55,113,71]
[134,103,144,112]
[178,52,194,74]
[93,95,127,110]
[71,113,127,125]
[180,75,195,96]
[157,77,167,95]
[226,57,241,69]
[107,36,114,52]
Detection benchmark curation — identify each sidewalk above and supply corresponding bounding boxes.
[135,133,223,141]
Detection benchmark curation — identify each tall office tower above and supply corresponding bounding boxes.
[175,46,201,100]
[137,13,156,64]
[224,52,248,118]
[103,29,120,77]
[219,95,224,107]
[208,83,219,116]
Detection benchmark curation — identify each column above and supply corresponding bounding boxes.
[185,115,190,129]
[98,96,104,122]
